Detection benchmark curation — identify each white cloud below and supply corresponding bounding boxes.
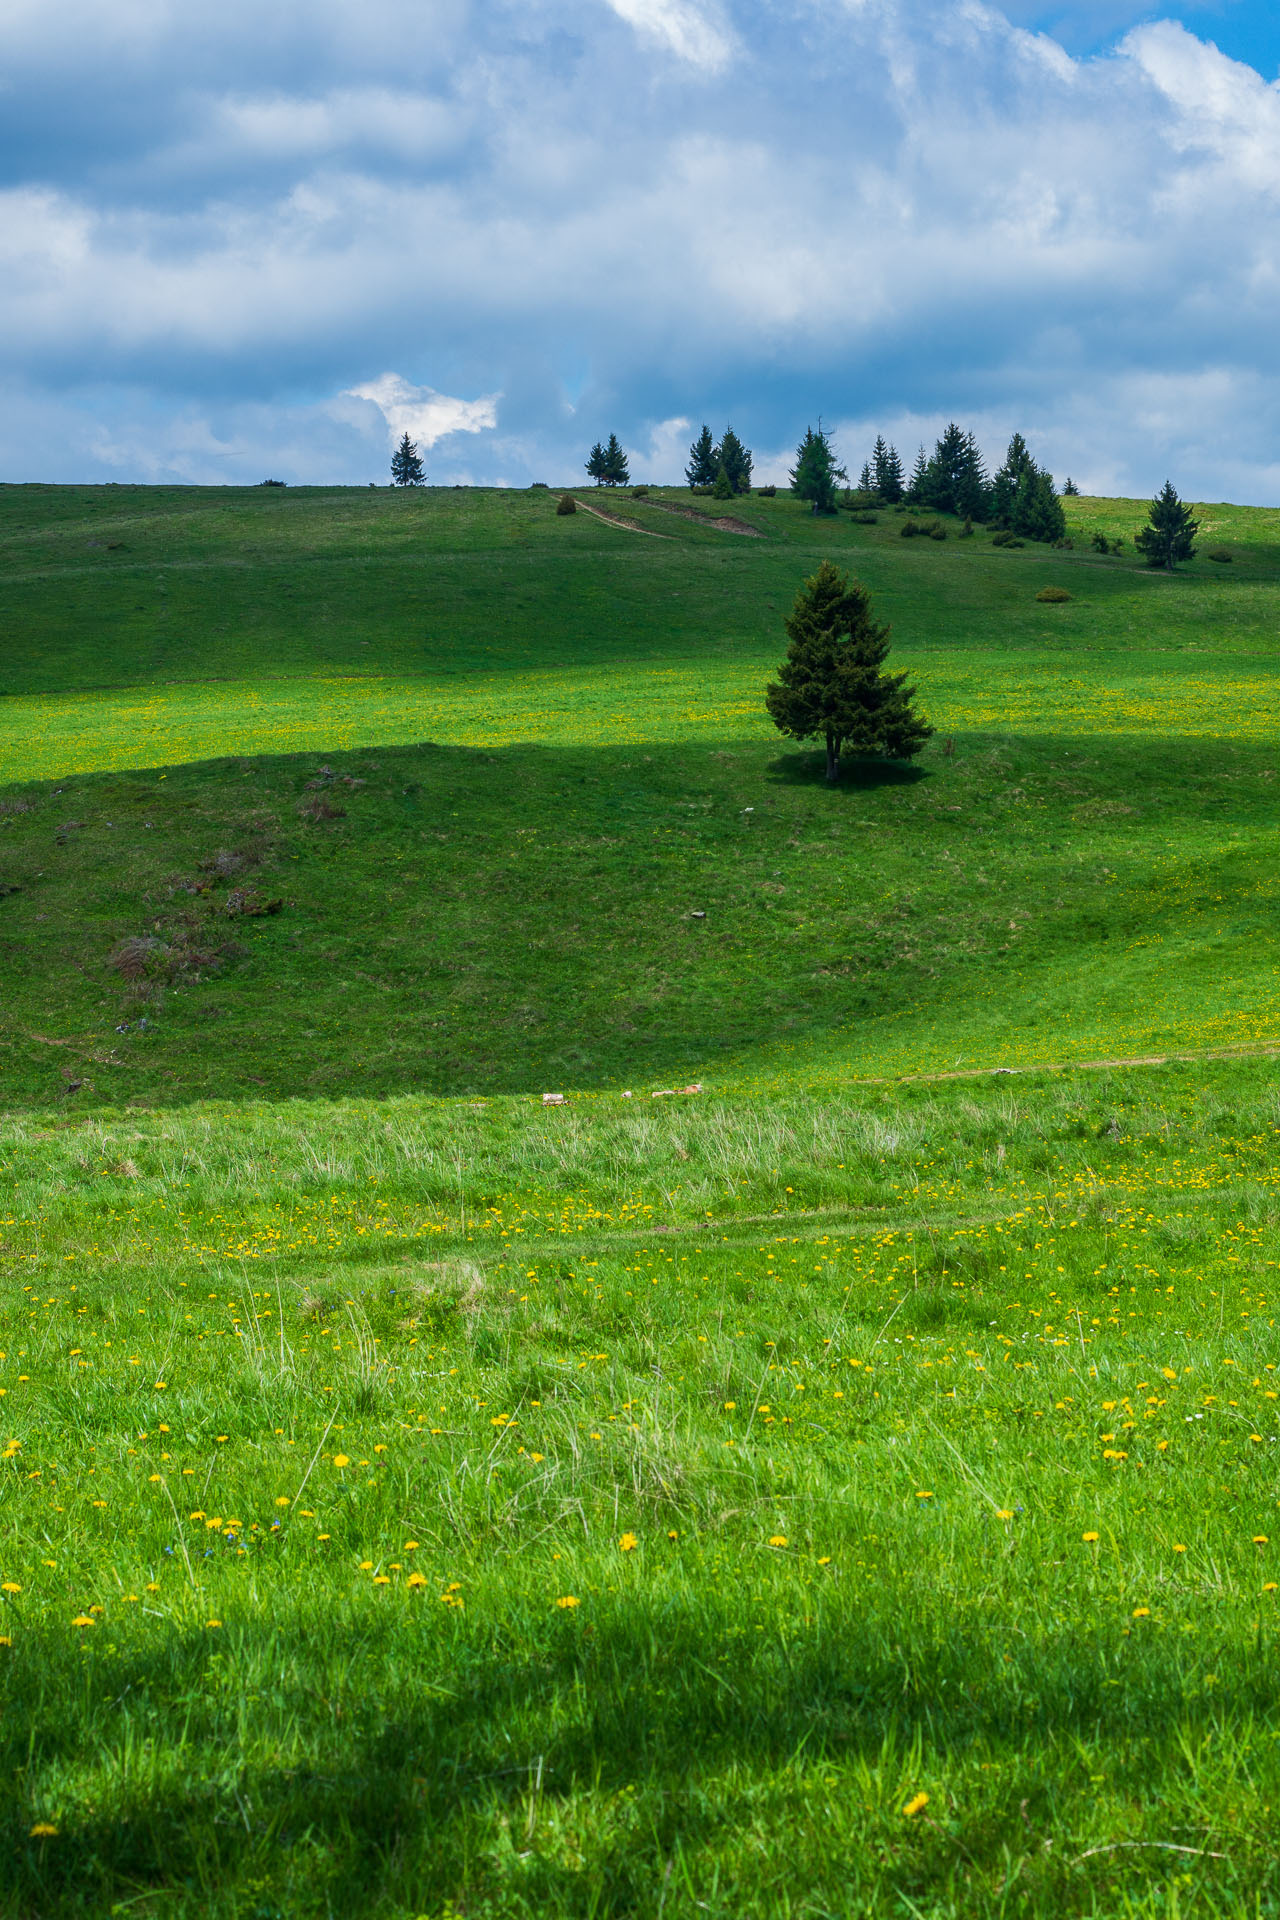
[598,0,733,68]
[345,373,500,450]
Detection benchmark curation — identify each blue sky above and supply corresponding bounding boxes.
[2,0,1280,499]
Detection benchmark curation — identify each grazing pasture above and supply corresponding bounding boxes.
[4,483,1280,1915]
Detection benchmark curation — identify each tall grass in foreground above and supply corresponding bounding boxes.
[3,1061,1280,1914]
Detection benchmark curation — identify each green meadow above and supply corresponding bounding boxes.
[4,481,1280,1915]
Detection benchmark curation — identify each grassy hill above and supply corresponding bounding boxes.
[5,482,1280,1917]
[2,483,1280,1108]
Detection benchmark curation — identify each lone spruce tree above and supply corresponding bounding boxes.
[766,561,933,783]
[390,433,424,486]
[685,425,718,489]
[872,436,904,502]
[585,441,608,485]
[1135,481,1199,570]
[789,423,846,515]
[716,426,753,494]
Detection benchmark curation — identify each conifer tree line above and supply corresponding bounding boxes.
[585,434,630,487]
[853,424,1066,543]
[685,424,753,495]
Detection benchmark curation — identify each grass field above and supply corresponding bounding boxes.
[4,481,1280,1915]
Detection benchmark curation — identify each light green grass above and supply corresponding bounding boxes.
[4,1063,1280,1916]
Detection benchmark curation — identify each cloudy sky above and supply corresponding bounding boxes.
[3,0,1279,499]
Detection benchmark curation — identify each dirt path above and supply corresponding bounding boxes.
[648,503,762,537]
[572,499,670,538]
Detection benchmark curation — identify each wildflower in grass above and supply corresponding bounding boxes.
[817,1555,832,1565]
[1132,1607,1150,1618]
[556,1596,580,1609]
[668,1530,679,1541]
[0,1637,11,1648]
[995,1510,1014,1521]
[146,1583,160,1592]
[275,1497,290,1507]
[1083,1531,1099,1543]
[189,1510,205,1521]
[29,1823,57,1837]
[373,1575,391,1586]
[216,1435,228,1443]
[619,1533,638,1552]
[205,1620,221,1629]
[71,1614,94,1627]
[1,1582,20,1594]
[768,1535,788,1548]
[404,1541,419,1551]
[915,1491,933,1500]
[1254,1535,1269,1545]
[1173,1545,1186,1554]
[724,1401,736,1410]
[529,1452,545,1463]
[317,1533,331,1542]
[359,1560,374,1571]
[903,1793,929,1817]
[1264,1583,1278,1593]
[406,1573,427,1589]
[333,1454,350,1469]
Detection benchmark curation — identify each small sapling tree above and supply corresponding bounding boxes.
[390,433,425,486]
[1135,481,1199,570]
[766,560,933,783]
[789,423,846,515]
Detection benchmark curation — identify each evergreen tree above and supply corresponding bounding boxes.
[789,423,847,516]
[872,437,904,503]
[766,561,933,783]
[919,423,990,519]
[1062,476,1079,496]
[716,426,753,494]
[685,424,718,489]
[712,463,734,500]
[601,433,630,487]
[905,445,929,505]
[390,432,425,487]
[1135,481,1199,570]
[585,441,608,485]
[991,433,1066,543]
[858,461,873,493]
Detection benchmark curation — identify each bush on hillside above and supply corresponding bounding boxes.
[991,530,1024,549]
[556,494,576,515]
[757,485,776,498]
[1036,586,1072,603]
[1207,547,1233,563]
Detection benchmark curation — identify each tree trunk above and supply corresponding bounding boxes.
[825,731,840,784]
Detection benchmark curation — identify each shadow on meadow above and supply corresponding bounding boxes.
[5,1606,1276,1916]
[2,727,1279,1110]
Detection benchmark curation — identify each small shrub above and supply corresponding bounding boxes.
[530,481,549,488]
[901,519,921,538]
[850,512,878,525]
[1207,547,1233,563]
[630,486,649,499]
[1052,537,1075,550]
[757,485,776,498]
[1036,586,1071,603]
[556,494,576,516]
[843,488,880,511]
[299,796,346,824]
[959,518,974,539]
[929,524,947,541]
[992,531,1024,549]
[257,478,286,488]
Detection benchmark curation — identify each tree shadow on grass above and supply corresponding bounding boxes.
[766,749,932,791]
[6,1604,1275,1918]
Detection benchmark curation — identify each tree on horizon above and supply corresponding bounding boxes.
[872,436,904,503]
[685,425,718,488]
[390,433,425,486]
[1135,481,1199,570]
[766,561,933,783]
[789,423,846,515]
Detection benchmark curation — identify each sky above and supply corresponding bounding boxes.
[3,0,1280,499]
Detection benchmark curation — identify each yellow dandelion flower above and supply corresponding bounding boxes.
[0,1636,11,1647]
[529,1452,545,1463]
[902,1792,929,1817]
[275,1497,290,1507]
[1,1582,20,1595]
[404,1541,419,1551]
[915,1491,933,1500]
[205,1619,222,1629]
[768,1535,788,1548]
[1132,1607,1150,1618]
[1264,1583,1278,1593]
[359,1560,374,1571]
[70,1614,95,1628]
[1254,1535,1269,1545]
[332,1454,350,1469]
[556,1596,580,1609]
[995,1510,1014,1521]
[29,1823,57,1837]
[372,1575,391,1586]
[619,1532,638,1552]
[1173,1544,1187,1553]
[1082,1531,1100,1543]
[406,1572,427,1589]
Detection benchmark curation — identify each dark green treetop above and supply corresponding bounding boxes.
[601,433,630,486]
[585,441,608,484]
[916,423,990,520]
[716,427,753,494]
[789,423,847,515]
[765,560,933,784]
[1135,481,1199,570]
[390,433,425,486]
[872,436,904,502]
[991,433,1065,543]
[685,425,718,488]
